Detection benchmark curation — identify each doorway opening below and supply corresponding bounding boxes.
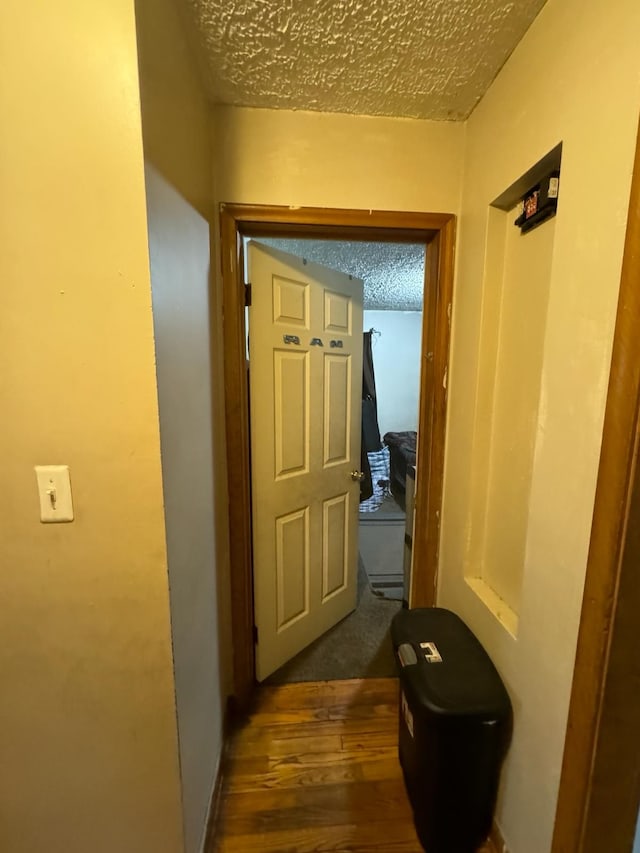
[219,205,455,707]
[244,237,426,684]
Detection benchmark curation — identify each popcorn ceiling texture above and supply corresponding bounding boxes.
[255,239,425,310]
[184,0,547,120]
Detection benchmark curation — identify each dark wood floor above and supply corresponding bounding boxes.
[210,678,495,852]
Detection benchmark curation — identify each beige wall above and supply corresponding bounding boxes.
[468,212,557,630]
[439,0,640,850]
[135,0,229,851]
[214,106,465,211]
[0,2,183,852]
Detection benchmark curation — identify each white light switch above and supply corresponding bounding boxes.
[35,465,74,523]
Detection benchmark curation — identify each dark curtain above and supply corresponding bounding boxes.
[360,330,382,502]
[362,331,382,452]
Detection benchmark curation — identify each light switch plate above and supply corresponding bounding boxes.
[35,465,74,522]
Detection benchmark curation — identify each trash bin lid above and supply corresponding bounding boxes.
[391,607,511,718]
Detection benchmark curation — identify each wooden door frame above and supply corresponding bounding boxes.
[219,204,456,706]
[552,120,640,851]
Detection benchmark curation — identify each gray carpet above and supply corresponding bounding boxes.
[359,494,406,600]
[359,517,405,600]
[264,557,401,685]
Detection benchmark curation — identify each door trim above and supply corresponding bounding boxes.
[551,119,640,851]
[219,204,456,706]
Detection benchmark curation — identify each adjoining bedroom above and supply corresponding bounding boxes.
[359,311,423,606]
[244,237,426,684]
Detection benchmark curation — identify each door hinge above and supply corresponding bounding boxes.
[244,282,252,307]
[253,624,259,645]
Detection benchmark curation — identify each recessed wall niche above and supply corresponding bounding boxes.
[465,145,562,636]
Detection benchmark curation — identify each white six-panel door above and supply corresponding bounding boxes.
[248,242,364,681]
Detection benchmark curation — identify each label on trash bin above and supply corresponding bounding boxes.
[401,690,414,739]
[420,641,443,663]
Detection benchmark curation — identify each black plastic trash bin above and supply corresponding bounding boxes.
[391,607,512,853]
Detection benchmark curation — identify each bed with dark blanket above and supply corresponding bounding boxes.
[383,431,417,510]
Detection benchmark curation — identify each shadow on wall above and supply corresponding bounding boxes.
[135,0,232,850]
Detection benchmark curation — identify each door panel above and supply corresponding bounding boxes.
[324,289,352,332]
[322,493,349,600]
[323,353,351,465]
[249,242,363,681]
[274,350,309,478]
[273,275,309,327]
[275,507,309,629]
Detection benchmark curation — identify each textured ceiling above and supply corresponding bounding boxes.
[183,0,547,120]
[255,239,425,311]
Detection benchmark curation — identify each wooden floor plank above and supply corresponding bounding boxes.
[244,701,397,729]
[218,779,413,835]
[232,732,344,759]
[232,715,398,747]
[340,729,397,750]
[255,678,399,712]
[216,821,423,852]
[211,677,495,853]
[225,749,400,793]
[326,702,397,722]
